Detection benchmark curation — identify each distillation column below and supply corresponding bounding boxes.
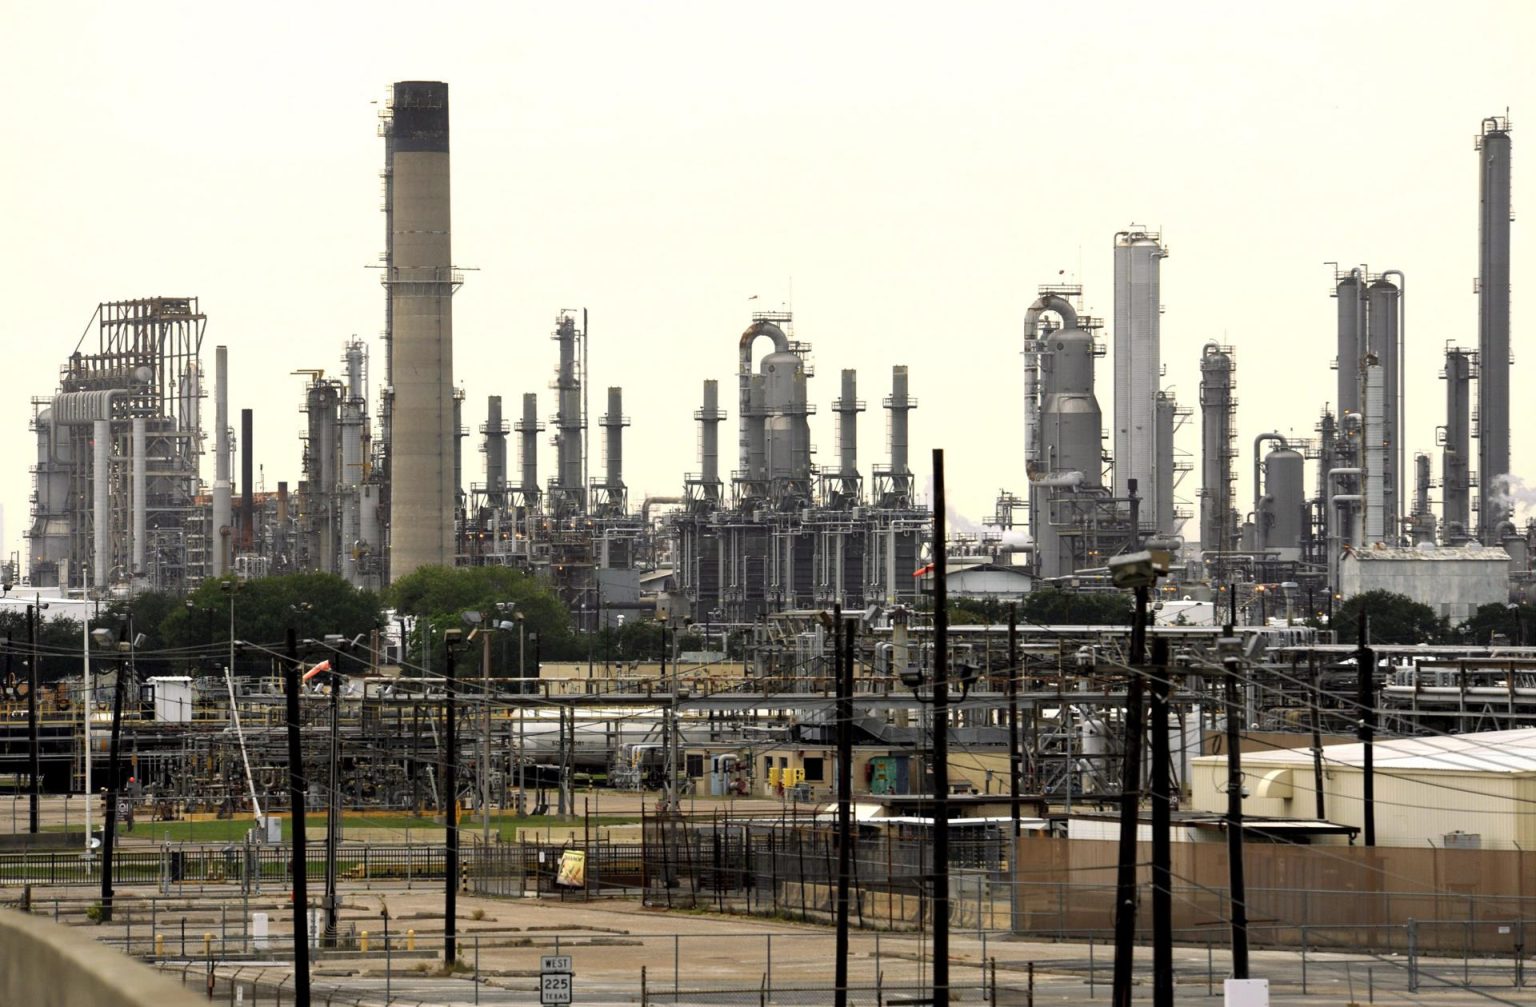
[1442,347,1473,543]
[1199,344,1236,559]
[212,345,231,577]
[1476,117,1512,541]
[1336,270,1365,418]
[386,80,456,579]
[1366,275,1402,540]
[1113,229,1166,529]
[552,313,585,515]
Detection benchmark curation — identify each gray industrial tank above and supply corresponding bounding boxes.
[1039,327,1102,486]
[1260,447,1305,561]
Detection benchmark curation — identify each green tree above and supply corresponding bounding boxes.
[1019,589,1132,626]
[1331,590,1448,645]
[385,565,574,672]
[1457,601,1536,646]
[160,573,383,674]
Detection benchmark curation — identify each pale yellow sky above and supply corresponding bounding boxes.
[1,1,1532,558]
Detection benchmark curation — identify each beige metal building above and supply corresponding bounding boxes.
[1189,727,1536,848]
[1338,544,1510,622]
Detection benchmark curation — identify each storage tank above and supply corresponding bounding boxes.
[1039,326,1102,485]
[1260,447,1305,561]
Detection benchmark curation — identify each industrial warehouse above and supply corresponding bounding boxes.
[1,10,1533,1007]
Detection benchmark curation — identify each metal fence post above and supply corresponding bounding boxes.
[1301,926,1308,994]
[1408,918,1419,993]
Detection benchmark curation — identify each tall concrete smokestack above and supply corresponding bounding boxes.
[386,80,456,579]
[1476,116,1512,541]
[833,369,863,502]
[484,396,507,502]
[212,345,231,577]
[698,380,723,490]
[602,387,626,494]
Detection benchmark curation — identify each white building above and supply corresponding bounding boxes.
[1339,544,1509,622]
[1190,728,1536,849]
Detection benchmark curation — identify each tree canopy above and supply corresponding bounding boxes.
[385,565,577,671]
[1019,589,1133,626]
[1329,590,1448,645]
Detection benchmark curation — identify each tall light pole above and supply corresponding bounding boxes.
[46,596,97,855]
[94,622,137,924]
[442,628,463,965]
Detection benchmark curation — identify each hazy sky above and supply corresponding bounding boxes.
[2,1,1532,565]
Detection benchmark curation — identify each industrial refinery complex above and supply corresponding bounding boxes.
[2,79,1533,1007]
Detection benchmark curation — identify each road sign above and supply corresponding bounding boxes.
[540,971,573,1005]
[541,955,573,973]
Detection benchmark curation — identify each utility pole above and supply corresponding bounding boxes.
[482,626,492,848]
[99,627,129,923]
[1356,613,1376,846]
[444,631,460,964]
[283,628,312,1007]
[931,448,951,1003]
[26,607,40,834]
[1111,588,1147,1007]
[1148,637,1173,1007]
[323,664,340,948]
[1008,603,1021,937]
[833,606,851,1007]
[1221,625,1249,979]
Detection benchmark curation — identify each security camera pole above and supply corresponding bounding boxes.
[443,628,461,965]
[97,624,129,923]
[283,627,313,1007]
[1220,623,1249,979]
[1111,480,1150,1007]
[930,448,951,1003]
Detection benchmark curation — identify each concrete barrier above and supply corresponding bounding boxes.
[0,907,207,1007]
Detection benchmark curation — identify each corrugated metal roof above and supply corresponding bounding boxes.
[1343,545,1511,562]
[1199,727,1536,774]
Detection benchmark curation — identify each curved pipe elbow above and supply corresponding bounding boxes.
[1023,294,1079,336]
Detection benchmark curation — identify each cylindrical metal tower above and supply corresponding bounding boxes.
[553,312,584,511]
[696,379,724,493]
[515,392,543,504]
[1113,229,1166,528]
[601,386,627,495]
[1199,343,1236,558]
[212,344,231,577]
[1260,446,1305,561]
[483,396,507,500]
[1154,391,1177,540]
[1476,117,1512,541]
[1336,271,1365,417]
[1366,276,1402,539]
[1411,452,1438,546]
[834,369,864,499]
[385,80,456,579]
[1442,347,1473,543]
